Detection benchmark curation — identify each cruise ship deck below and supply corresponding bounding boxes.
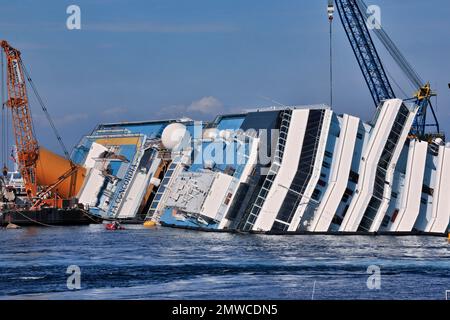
[70,99,450,235]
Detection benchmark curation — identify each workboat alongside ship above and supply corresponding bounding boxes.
[68,99,450,235]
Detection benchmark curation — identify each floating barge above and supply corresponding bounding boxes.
[0,170,103,227]
[0,207,102,227]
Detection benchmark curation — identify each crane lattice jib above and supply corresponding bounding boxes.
[354,0,439,136]
[1,40,39,196]
[335,0,395,107]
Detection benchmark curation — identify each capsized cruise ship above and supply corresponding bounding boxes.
[70,99,450,234]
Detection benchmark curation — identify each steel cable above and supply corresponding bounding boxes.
[20,61,71,160]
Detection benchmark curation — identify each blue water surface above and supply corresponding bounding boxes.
[0,225,448,300]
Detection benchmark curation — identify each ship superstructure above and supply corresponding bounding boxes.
[72,99,450,234]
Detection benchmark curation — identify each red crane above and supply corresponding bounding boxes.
[1,40,86,208]
[1,40,39,197]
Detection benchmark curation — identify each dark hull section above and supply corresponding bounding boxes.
[0,208,103,227]
[160,222,447,237]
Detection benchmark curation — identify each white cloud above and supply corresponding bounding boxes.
[187,96,224,114]
[154,96,225,119]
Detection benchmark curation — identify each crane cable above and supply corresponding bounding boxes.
[355,0,424,91]
[20,61,71,161]
[1,49,6,174]
[328,1,334,108]
[329,15,333,108]
[1,49,4,168]
[385,67,410,99]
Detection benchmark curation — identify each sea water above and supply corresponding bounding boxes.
[0,225,448,299]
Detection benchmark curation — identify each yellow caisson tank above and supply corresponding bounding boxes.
[35,147,86,199]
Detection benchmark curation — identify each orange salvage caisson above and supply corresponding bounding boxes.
[36,147,86,199]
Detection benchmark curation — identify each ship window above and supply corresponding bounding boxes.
[391,191,398,199]
[271,221,288,232]
[247,214,257,224]
[341,193,350,203]
[169,163,177,169]
[259,188,268,199]
[311,189,321,201]
[324,151,333,159]
[356,132,363,140]
[420,198,428,205]
[381,215,390,227]
[255,196,265,207]
[262,180,272,190]
[344,188,353,197]
[341,205,350,218]
[332,215,343,225]
[317,179,326,187]
[391,209,399,223]
[349,170,359,184]
[224,193,233,205]
[422,184,434,196]
[323,161,331,169]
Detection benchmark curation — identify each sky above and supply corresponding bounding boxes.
[0,0,449,155]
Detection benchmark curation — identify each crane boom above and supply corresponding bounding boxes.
[335,0,395,107]
[354,0,440,136]
[335,0,440,137]
[1,40,39,196]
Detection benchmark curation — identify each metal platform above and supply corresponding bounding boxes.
[0,207,102,227]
